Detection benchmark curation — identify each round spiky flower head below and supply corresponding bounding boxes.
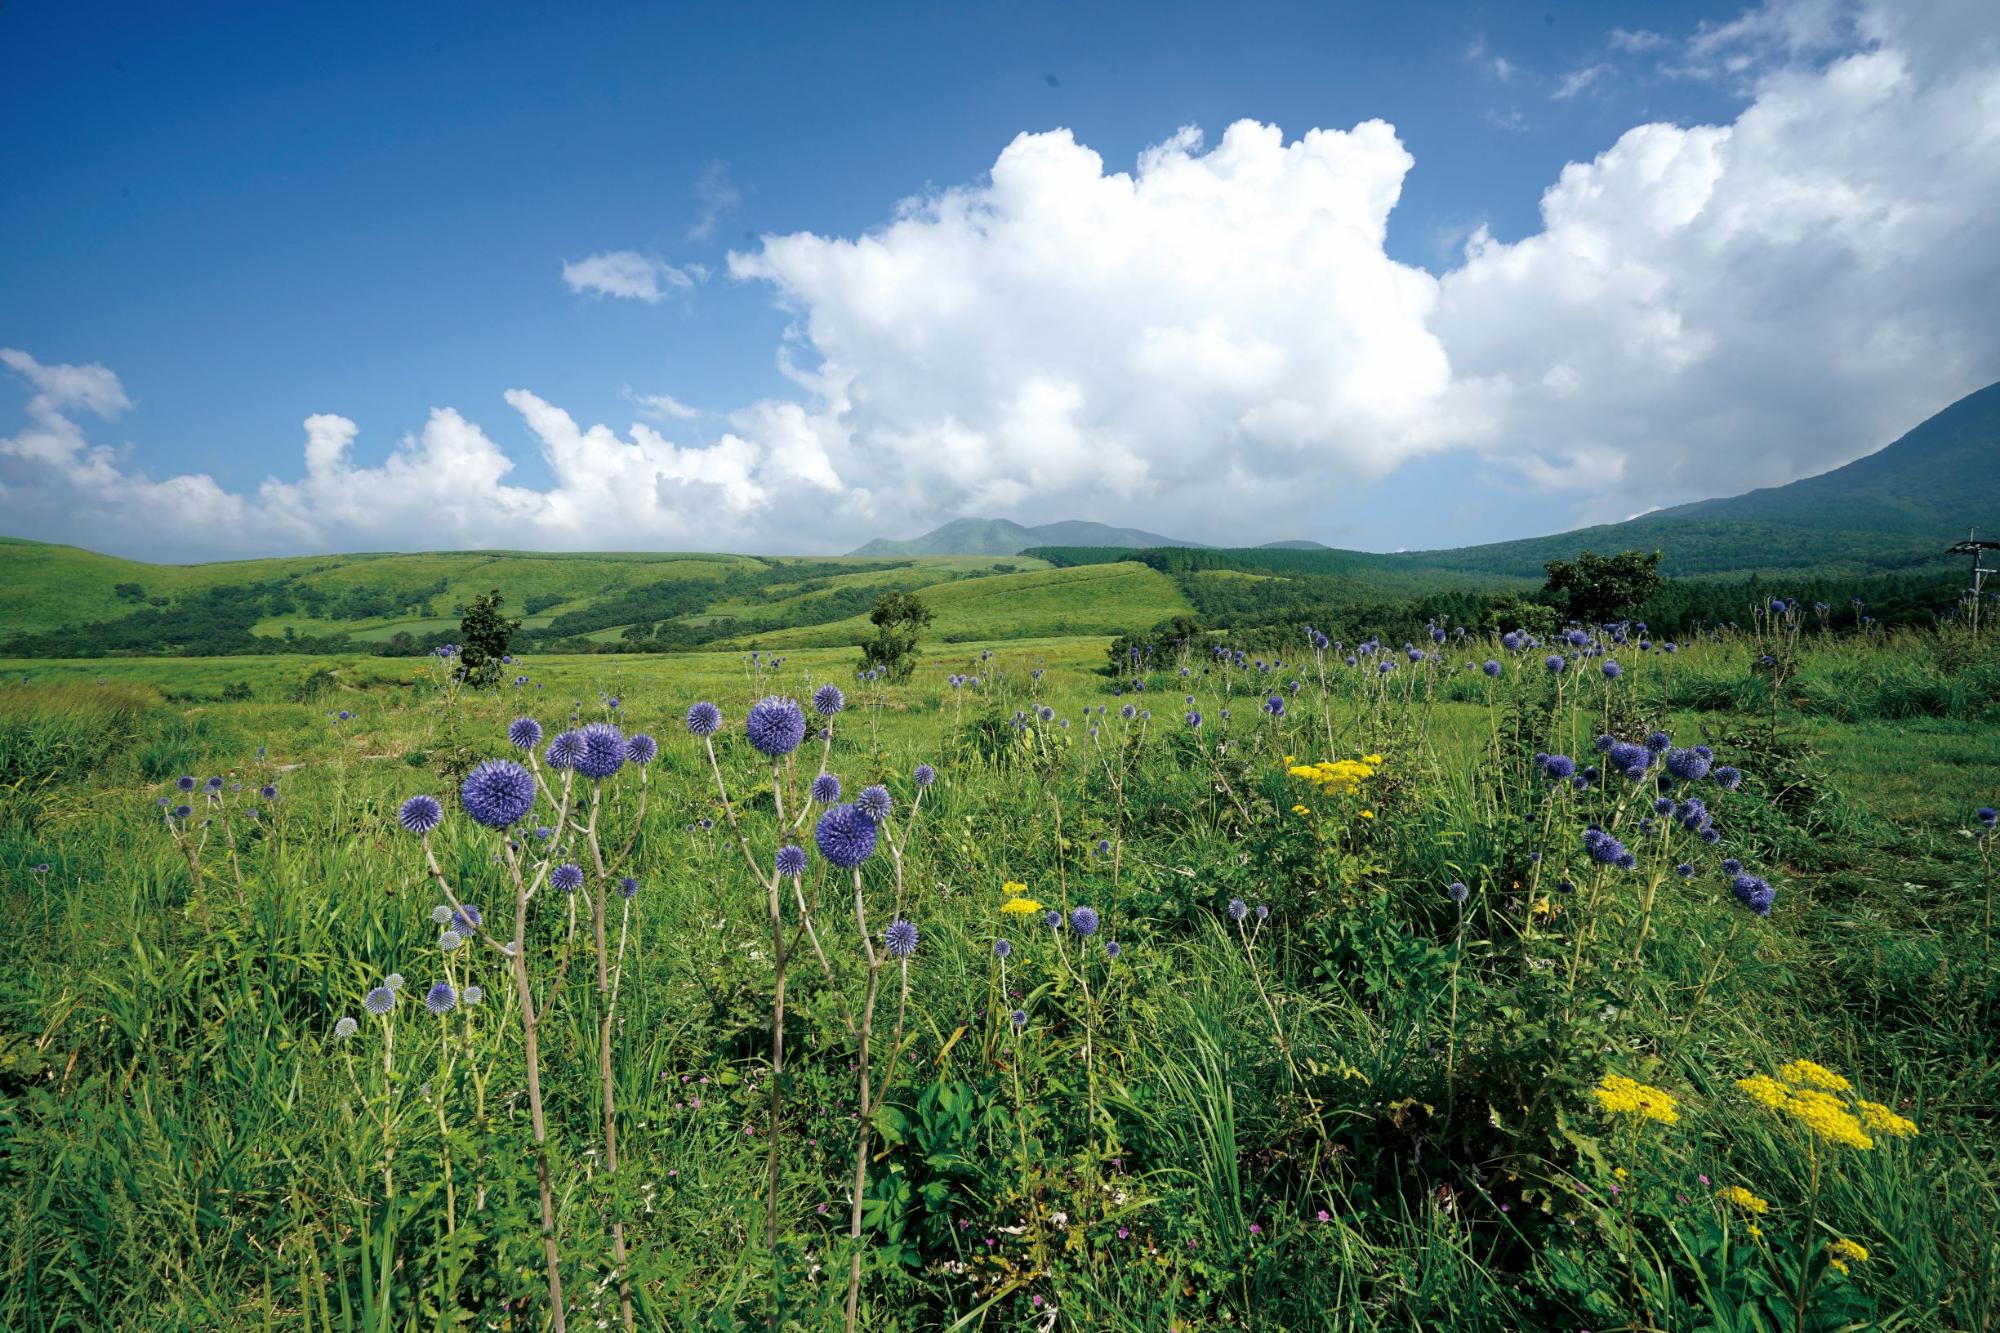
[913,763,937,788]
[1228,897,1249,922]
[462,985,484,1006]
[364,986,396,1016]
[685,700,723,738]
[462,759,536,828]
[431,904,453,925]
[813,683,846,717]
[1712,765,1744,791]
[1601,660,1623,679]
[1675,862,1695,878]
[813,803,878,869]
[1044,909,1062,930]
[545,730,585,770]
[508,716,544,751]
[775,844,807,877]
[259,784,278,800]
[453,904,482,933]
[551,862,584,893]
[994,938,1012,958]
[425,981,457,1015]
[1446,881,1470,903]
[385,973,405,990]
[575,722,627,780]
[625,733,658,766]
[1070,906,1099,937]
[398,794,444,836]
[1665,747,1712,782]
[1483,659,1503,677]
[856,784,893,823]
[811,773,842,804]
[1730,873,1776,916]
[1545,654,1567,673]
[440,929,463,951]
[1978,806,1998,829]
[1011,1008,1028,1031]
[334,1016,359,1040]
[884,918,918,958]
[618,875,640,898]
[746,695,808,757]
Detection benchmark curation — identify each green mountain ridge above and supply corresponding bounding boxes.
[848,517,1205,556]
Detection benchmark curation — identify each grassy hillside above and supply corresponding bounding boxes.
[851,516,1202,557]
[742,562,1191,648]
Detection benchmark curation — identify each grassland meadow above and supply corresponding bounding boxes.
[2,611,1997,1332]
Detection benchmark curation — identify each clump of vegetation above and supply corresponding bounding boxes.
[857,590,934,681]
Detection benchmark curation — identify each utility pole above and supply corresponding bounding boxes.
[1946,528,1998,636]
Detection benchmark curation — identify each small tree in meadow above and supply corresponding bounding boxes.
[456,590,520,689]
[1541,549,1664,624]
[858,591,933,681]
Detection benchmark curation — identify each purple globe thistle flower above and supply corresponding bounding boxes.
[1676,862,1695,878]
[913,763,936,787]
[994,938,1012,958]
[1120,704,1137,720]
[1069,906,1099,937]
[545,730,585,770]
[1045,910,1062,929]
[1501,630,1526,651]
[1011,1009,1028,1031]
[814,803,878,869]
[364,986,396,1016]
[461,759,535,828]
[685,701,723,738]
[813,683,846,717]
[1264,696,1286,718]
[884,918,918,958]
[508,717,544,751]
[625,733,658,765]
[1645,731,1671,752]
[334,1016,359,1040]
[1545,654,1566,673]
[775,844,807,877]
[1105,940,1123,960]
[1653,797,1675,814]
[1483,659,1503,677]
[453,904,482,933]
[533,825,553,841]
[398,794,444,836]
[1721,858,1743,875]
[1712,766,1743,790]
[618,875,640,898]
[259,784,278,800]
[425,981,457,1015]
[1594,734,1616,753]
[1446,881,1470,903]
[1730,873,1776,916]
[811,773,842,804]
[171,803,194,820]
[1255,904,1269,921]
[574,722,627,780]
[1586,832,1630,866]
[856,784,893,823]
[1185,710,1203,728]
[1541,754,1577,780]
[1699,827,1723,844]
[1228,897,1249,923]
[1664,747,1712,782]
[177,775,197,792]
[551,862,584,893]
[204,776,223,792]
[746,696,807,757]
[1378,660,1395,674]
[1607,741,1652,777]
[1601,660,1623,679]
[1976,806,1997,829]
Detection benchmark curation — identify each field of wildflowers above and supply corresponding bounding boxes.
[1,610,1996,1331]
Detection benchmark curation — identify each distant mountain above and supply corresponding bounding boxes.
[850,517,1204,557]
[1396,379,2000,579]
[1258,539,1332,550]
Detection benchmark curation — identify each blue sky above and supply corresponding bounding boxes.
[4,0,1996,558]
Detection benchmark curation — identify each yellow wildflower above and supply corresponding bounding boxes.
[1001,880,1028,899]
[1736,1074,1790,1110]
[1291,804,1312,816]
[1829,1238,1868,1265]
[1735,1072,1879,1150]
[1829,1259,1849,1276]
[1358,809,1375,820]
[1778,1059,1851,1092]
[1747,1223,1764,1240]
[1855,1099,1918,1139]
[999,898,1043,915]
[1592,1073,1680,1124]
[1715,1185,1769,1214]
[1363,753,1383,765]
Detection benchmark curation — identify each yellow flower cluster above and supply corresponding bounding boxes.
[1736,1063,1918,1150]
[1592,1072,1681,1124]
[1828,1237,1870,1273]
[1285,754,1383,796]
[1715,1185,1769,1214]
[999,881,1042,915]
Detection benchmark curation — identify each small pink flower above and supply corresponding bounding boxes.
[668,1169,678,1177]
[1316,1209,1330,1222]
[1698,1174,1710,1186]
[1249,1223,1262,1236]
[1032,1296,1043,1309]
[959,1219,970,1229]
[816,1203,828,1215]
[984,1237,995,1248]
[1186,1238,1196,1250]
[1117,1227,1130,1239]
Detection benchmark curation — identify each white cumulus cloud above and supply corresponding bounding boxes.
[3,0,1996,559]
[561,250,699,303]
